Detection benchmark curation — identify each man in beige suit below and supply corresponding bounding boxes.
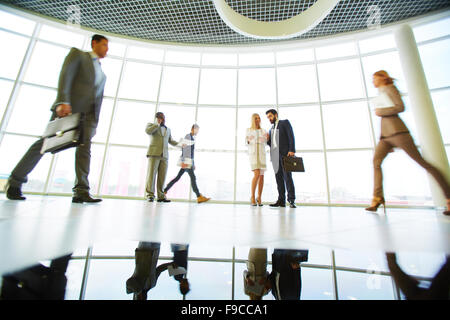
[145,112,178,202]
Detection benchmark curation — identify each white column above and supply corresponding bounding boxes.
[395,24,450,207]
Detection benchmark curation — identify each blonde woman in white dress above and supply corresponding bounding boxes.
[246,114,269,206]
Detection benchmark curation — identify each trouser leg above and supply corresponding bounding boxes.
[156,158,168,199]
[164,169,185,193]
[393,134,450,199]
[146,157,161,198]
[372,139,393,198]
[275,157,286,202]
[282,164,295,203]
[187,169,201,197]
[73,120,97,195]
[8,138,45,188]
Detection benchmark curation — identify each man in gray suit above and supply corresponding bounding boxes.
[145,112,178,202]
[5,34,108,203]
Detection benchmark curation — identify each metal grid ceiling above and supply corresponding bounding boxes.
[2,0,450,45]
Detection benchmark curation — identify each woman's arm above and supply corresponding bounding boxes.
[375,85,405,117]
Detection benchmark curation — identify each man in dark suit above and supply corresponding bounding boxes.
[5,34,108,203]
[266,109,296,208]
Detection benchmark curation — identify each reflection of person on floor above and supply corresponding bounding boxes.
[386,252,450,300]
[243,248,271,300]
[1,253,72,300]
[126,242,175,300]
[268,249,308,300]
[171,243,190,298]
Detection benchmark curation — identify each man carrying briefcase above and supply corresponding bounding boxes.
[5,34,108,204]
[266,109,298,208]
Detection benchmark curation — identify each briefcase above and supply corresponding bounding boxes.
[282,156,305,172]
[40,113,84,154]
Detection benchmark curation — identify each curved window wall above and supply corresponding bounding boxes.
[0,8,449,206]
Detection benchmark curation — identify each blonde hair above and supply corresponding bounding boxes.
[250,113,261,130]
[373,70,395,85]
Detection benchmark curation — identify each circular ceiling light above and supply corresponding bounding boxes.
[213,0,341,40]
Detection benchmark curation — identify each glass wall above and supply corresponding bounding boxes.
[0,8,449,206]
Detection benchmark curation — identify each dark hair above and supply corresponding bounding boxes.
[266,109,277,116]
[91,34,108,46]
[192,124,199,130]
[155,112,164,119]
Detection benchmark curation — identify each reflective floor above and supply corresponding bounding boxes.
[0,195,449,300]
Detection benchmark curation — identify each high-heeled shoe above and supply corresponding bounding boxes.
[444,199,450,216]
[256,197,263,207]
[250,197,257,206]
[365,196,386,213]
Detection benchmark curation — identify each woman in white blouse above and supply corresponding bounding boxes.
[246,113,269,206]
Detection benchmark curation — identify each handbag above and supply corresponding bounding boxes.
[40,113,84,154]
[282,155,305,172]
[177,157,193,169]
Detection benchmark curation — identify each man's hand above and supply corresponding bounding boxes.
[56,104,72,118]
[287,152,295,157]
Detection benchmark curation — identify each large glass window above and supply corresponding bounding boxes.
[276,48,314,64]
[23,42,70,88]
[315,41,357,60]
[159,66,199,104]
[0,30,30,80]
[361,51,406,97]
[195,151,235,201]
[317,59,365,102]
[322,101,373,149]
[198,68,237,105]
[277,65,319,104]
[419,39,450,89]
[101,57,124,97]
[48,144,105,194]
[431,89,450,144]
[279,106,323,150]
[358,34,396,54]
[101,146,148,197]
[202,53,237,66]
[195,107,236,151]
[0,10,35,35]
[109,100,155,147]
[238,68,276,105]
[326,151,373,203]
[0,80,14,120]
[6,84,56,136]
[0,134,52,193]
[0,9,448,207]
[118,61,162,101]
[38,24,85,48]
[127,45,164,62]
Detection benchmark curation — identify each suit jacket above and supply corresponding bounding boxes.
[52,47,106,123]
[376,84,409,138]
[146,123,178,159]
[267,119,295,163]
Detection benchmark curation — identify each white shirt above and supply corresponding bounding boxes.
[271,120,279,149]
[89,51,105,91]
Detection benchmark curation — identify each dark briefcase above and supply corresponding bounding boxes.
[282,156,305,172]
[40,113,84,154]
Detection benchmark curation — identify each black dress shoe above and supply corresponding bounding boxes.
[157,198,171,203]
[6,185,26,200]
[147,197,154,202]
[289,202,297,208]
[269,201,285,207]
[72,194,102,203]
